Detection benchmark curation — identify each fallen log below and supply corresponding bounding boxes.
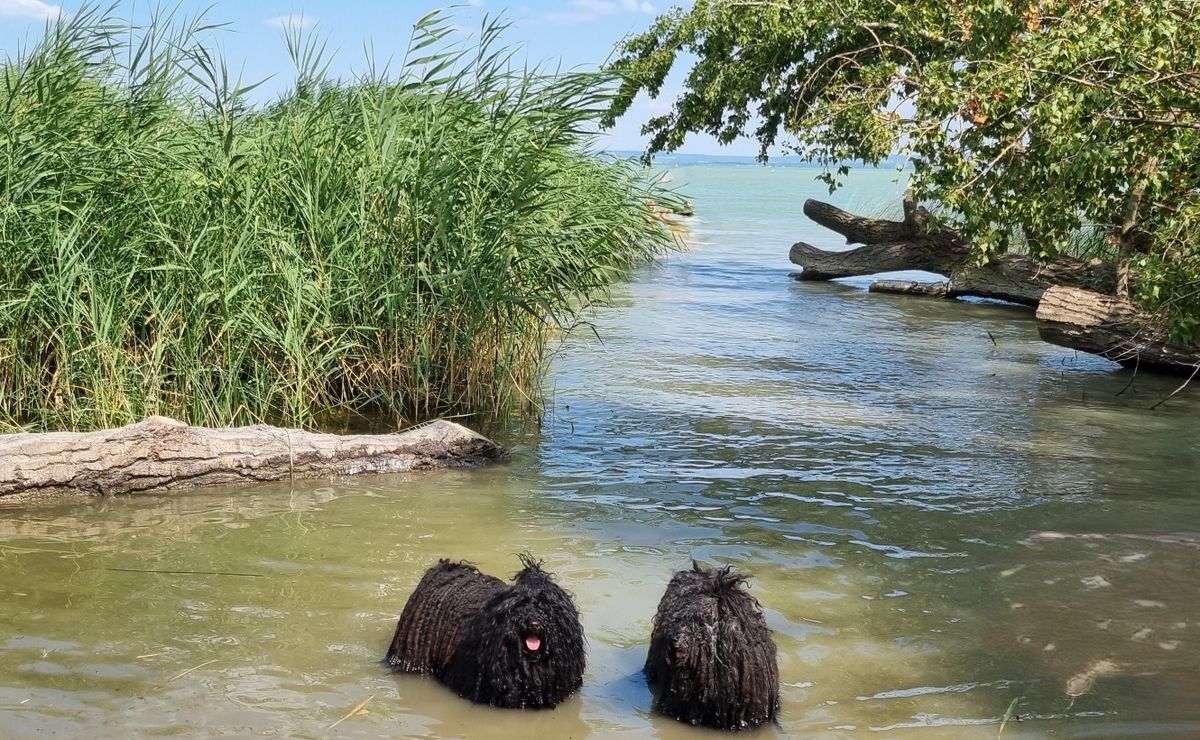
[1036,286,1200,375]
[868,280,949,298]
[789,193,1199,373]
[790,194,1116,305]
[0,416,501,499]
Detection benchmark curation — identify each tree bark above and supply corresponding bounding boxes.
[1036,286,1200,374]
[790,196,1116,305]
[0,417,501,499]
[1115,156,1160,300]
[802,195,945,245]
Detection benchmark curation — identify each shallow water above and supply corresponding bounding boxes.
[2,163,1199,738]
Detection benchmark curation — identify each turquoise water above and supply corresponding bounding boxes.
[1,162,1198,738]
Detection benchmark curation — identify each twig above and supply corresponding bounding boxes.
[106,567,264,577]
[1097,112,1200,130]
[1115,355,1138,397]
[154,659,218,689]
[1149,362,1200,410]
[286,428,295,481]
[327,693,376,731]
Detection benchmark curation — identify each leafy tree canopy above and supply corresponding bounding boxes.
[606,0,1200,339]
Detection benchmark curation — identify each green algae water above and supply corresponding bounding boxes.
[2,161,1199,738]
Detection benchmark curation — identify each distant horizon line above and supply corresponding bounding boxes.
[603,149,911,166]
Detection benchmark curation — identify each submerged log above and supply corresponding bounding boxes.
[790,195,1116,305]
[0,416,501,499]
[868,280,949,298]
[1036,287,1200,375]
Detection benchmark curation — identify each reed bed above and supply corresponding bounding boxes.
[0,6,676,431]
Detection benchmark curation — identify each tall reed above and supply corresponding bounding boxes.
[0,6,676,431]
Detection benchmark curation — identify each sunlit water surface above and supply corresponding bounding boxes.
[2,162,1198,738]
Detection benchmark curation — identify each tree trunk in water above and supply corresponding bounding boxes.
[0,417,501,499]
[787,194,1200,373]
[790,196,1116,306]
[1036,287,1200,375]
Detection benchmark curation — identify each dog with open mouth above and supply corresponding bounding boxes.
[384,554,586,709]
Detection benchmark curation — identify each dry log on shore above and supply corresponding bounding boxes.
[1036,287,1200,375]
[790,195,1116,306]
[0,416,501,499]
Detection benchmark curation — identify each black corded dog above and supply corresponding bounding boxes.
[384,555,586,709]
[645,562,780,730]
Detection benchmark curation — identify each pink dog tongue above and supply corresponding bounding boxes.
[524,635,542,651]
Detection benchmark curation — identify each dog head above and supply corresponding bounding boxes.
[648,563,779,729]
[443,554,586,708]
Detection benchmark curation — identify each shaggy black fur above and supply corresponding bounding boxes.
[644,562,780,730]
[384,555,586,709]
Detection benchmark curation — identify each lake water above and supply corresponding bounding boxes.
[2,161,1198,738]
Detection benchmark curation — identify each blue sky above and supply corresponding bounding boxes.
[0,0,759,155]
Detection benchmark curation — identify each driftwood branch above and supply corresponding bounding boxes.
[0,416,501,499]
[1036,286,1200,375]
[788,196,1200,373]
[790,197,1115,306]
[805,199,918,245]
[804,189,943,244]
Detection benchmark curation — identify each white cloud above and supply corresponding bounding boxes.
[266,13,314,30]
[541,0,655,24]
[0,0,63,20]
[468,0,484,6]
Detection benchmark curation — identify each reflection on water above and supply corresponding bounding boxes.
[2,164,1198,738]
